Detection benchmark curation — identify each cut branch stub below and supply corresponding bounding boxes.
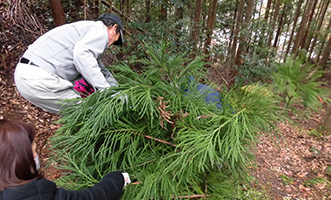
[157,96,174,129]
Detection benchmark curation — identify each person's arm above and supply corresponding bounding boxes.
[54,171,125,200]
[98,56,118,87]
[73,25,111,90]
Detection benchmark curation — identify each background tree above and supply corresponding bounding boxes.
[319,105,331,135]
[230,0,245,66]
[291,0,315,56]
[234,0,255,68]
[160,0,168,20]
[267,0,280,48]
[191,0,202,53]
[145,0,151,22]
[318,30,331,66]
[307,0,329,60]
[285,0,304,57]
[49,0,66,26]
[204,0,218,54]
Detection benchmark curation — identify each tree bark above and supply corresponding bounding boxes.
[260,0,273,43]
[231,0,245,64]
[174,4,184,42]
[300,0,318,50]
[318,27,331,66]
[204,0,217,54]
[317,17,331,64]
[145,0,151,22]
[234,0,255,67]
[319,105,331,135]
[291,0,314,56]
[308,0,329,59]
[160,0,167,20]
[49,0,66,26]
[264,0,273,22]
[267,0,280,47]
[227,2,237,63]
[108,0,113,13]
[191,0,202,50]
[281,1,294,60]
[285,0,303,57]
[273,3,286,47]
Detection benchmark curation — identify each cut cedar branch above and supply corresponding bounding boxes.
[50,42,327,199]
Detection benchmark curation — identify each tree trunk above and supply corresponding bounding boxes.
[308,0,329,60]
[174,4,184,43]
[260,0,273,42]
[231,0,245,64]
[317,18,331,64]
[267,0,280,47]
[204,0,217,54]
[160,0,167,20]
[303,0,322,52]
[234,0,255,67]
[145,0,151,22]
[285,0,303,57]
[300,0,318,50]
[264,0,273,22]
[49,0,66,26]
[120,0,130,21]
[319,105,331,135]
[108,0,113,13]
[273,3,286,47]
[227,2,237,63]
[127,0,131,19]
[318,28,331,66]
[291,0,314,56]
[88,0,99,19]
[191,0,202,51]
[281,1,294,60]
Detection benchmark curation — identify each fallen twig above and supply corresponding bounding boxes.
[132,132,176,147]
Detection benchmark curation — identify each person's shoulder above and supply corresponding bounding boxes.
[72,20,103,27]
[1,179,57,200]
[70,20,106,33]
[32,178,57,190]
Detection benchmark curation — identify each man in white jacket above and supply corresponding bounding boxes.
[14,14,123,114]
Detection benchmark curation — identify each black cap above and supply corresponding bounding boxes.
[99,14,123,46]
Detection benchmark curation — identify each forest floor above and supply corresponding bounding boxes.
[1,56,330,200]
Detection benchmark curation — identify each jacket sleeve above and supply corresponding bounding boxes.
[73,26,111,90]
[54,171,125,200]
[98,56,118,87]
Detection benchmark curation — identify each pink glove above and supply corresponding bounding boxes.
[74,78,95,98]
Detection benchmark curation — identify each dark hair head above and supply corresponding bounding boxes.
[0,119,43,191]
[98,14,122,33]
[98,13,124,46]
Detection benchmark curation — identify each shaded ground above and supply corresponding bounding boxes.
[253,122,331,199]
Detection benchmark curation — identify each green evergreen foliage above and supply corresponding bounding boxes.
[270,56,328,114]
[50,41,328,199]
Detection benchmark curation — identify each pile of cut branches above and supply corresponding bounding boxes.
[50,42,327,199]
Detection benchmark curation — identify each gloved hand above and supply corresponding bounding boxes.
[122,172,131,187]
[73,78,95,98]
